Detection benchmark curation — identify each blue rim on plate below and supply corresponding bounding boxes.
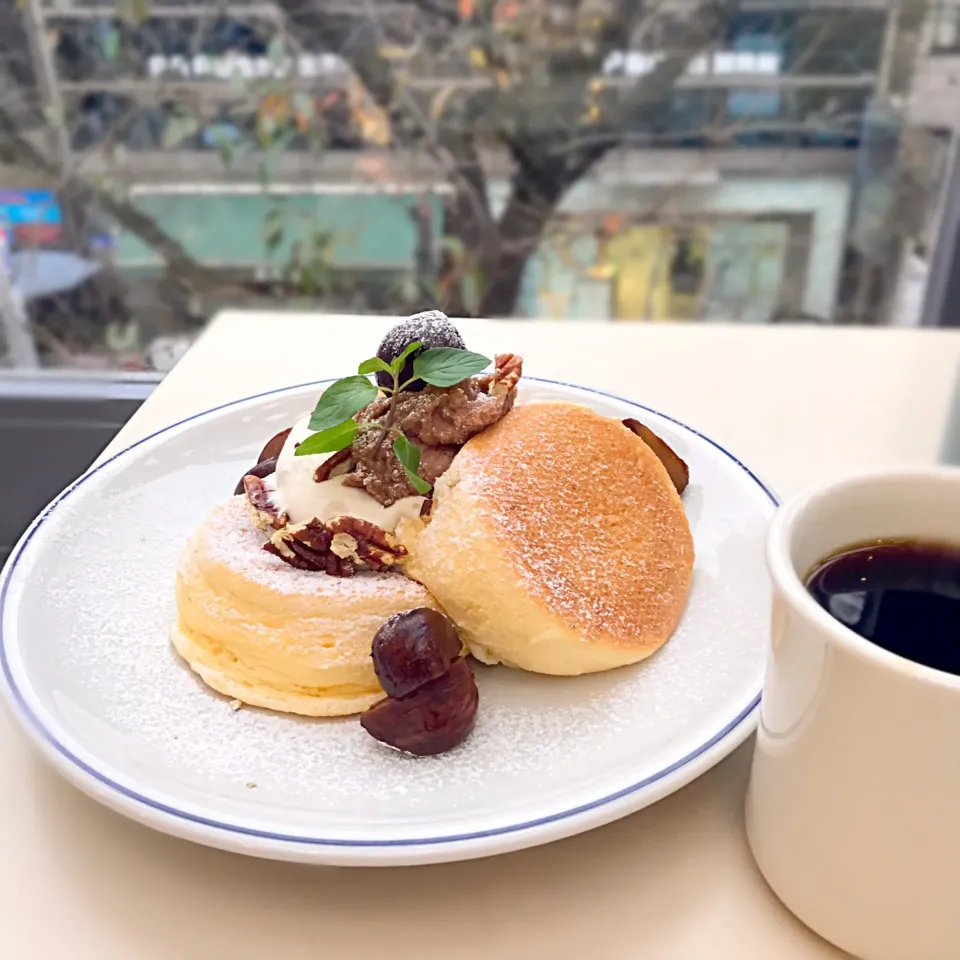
[0,378,777,849]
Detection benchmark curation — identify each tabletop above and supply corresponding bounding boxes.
[2,312,959,960]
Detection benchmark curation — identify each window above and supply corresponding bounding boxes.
[0,0,954,375]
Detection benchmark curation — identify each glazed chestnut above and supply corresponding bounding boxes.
[360,659,479,756]
[233,457,277,496]
[258,427,292,464]
[622,418,689,494]
[371,608,462,699]
[375,311,466,391]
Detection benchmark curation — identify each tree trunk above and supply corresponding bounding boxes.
[479,169,563,316]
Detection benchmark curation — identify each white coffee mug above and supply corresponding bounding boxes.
[746,468,960,960]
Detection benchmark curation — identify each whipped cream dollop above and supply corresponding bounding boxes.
[272,415,424,533]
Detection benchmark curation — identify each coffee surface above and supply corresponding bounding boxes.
[806,540,960,675]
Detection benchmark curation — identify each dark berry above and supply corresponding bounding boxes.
[371,608,462,699]
[375,311,466,391]
[360,659,478,756]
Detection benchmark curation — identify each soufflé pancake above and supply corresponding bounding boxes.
[400,402,694,675]
[173,495,439,716]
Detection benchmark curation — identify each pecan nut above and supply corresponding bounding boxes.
[328,516,408,571]
[262,515,406,577]
[313,447,353,483]
[490,353,523,395]
[263,541,355,576]
[264,519,354,577]
[243,475,288,530]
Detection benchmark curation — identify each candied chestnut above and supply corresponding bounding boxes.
[258,427,292,464]
[233,457,277,496]
[371,608,462,699]
[360,659,478,756]
[622,418,689,494]
[375,310,466,391]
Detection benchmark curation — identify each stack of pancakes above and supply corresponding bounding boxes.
[172,402,694,715]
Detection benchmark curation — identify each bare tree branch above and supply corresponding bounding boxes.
[0,103,243,296]
[406,0,459,27]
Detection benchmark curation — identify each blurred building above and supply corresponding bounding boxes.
[6,0,940,331]
[883,0,960,325]
[909,0,960,133]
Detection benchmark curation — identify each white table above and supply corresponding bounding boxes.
[3,313,959,960]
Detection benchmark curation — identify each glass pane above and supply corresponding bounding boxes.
[1,0,957,374]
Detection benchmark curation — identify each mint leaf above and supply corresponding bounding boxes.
[390,340,423,374]
[392,434,432,494]
[308,376,378,432]
[294,419,358,457]
[357,356,392,376]
[413,348,490,387]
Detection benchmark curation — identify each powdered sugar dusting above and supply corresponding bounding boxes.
[5,381,773,841]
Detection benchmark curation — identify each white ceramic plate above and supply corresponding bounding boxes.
[0,379,776,866]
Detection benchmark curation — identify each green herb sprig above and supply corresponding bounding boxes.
[295,344,490,493]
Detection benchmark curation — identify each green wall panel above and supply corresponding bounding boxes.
[116,191,443,269]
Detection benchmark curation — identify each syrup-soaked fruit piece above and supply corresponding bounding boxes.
[258,427,292,464]
[371,608,462,699]
[360,658,479,756]
[622,418,689,494]
[233,457,277,496]
[375,310,466,391]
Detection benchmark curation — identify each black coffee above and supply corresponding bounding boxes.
[805,540,960,675]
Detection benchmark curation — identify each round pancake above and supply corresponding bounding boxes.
[400,402,694,675]
[172,495,439,716]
